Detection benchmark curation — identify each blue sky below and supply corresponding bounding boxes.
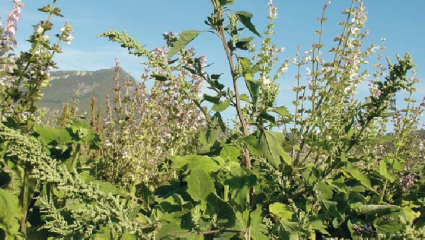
[2,0,425,124]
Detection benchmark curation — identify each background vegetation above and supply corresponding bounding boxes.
[1,0,425,239]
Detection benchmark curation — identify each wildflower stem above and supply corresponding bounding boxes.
[210,0,251,169]
[20,170,29,235]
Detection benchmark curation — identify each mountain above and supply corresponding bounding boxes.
[37,67,136,114]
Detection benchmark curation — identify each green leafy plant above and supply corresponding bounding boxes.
[1,0,425,239]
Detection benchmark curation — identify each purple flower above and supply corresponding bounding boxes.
[5,0,25,47]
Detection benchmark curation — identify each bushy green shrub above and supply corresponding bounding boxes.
[1,0,425,239]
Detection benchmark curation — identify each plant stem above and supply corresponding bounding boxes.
[210,0,251,169]
[20,169,29,235]
[70,144,81,173]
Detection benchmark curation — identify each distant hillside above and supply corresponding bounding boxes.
[37,67,136,114]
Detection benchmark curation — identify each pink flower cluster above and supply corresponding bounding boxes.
[5,0,25,47]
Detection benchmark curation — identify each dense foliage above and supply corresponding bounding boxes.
[1,0,425,239]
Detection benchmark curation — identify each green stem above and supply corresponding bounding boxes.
[70,144,81,173]
[20,170,29,236]
[224,185,229,202]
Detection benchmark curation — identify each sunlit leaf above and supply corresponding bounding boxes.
[235,11,261,37]
[187,168,215,202]
[269,202,293,221]
[212,99,230,112]
[169,30,201,58]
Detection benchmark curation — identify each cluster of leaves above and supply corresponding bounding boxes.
[1,0,425,239]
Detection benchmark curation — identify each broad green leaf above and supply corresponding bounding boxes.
[236,37,254,50]
[261,131,293,167]
[250,206,269,240]
[169,30,201,58]
[121,232,137,240]
[353,204,400,215]
[235,11,261,37]
[79,171,95,182]
[308,216,329,235]
[198,128,219,145]
[240,94,250,102]
[373,213,405,234]
[187,168,215,202]
[242,135,262,157]
[315,182,333,200]
[34,125,72,145]
[220,145,242,162]
[129,205,142,219]
[225,165,256,206]
[70,119,96,142]
[343,162,371,189]
[206,193,236,227]
[379,160,396,183]
[392,158,404,171]
[245,79,260,104]
[171,155,221,173]
[259,111,276,123]
[92,180,120,195]
[0,189,21,237]
[156,222,184,239]
[203,94,221,104]
[279,221,299,240]
[269,202,293,221]
[212,99,230,112]
[274,106,292,118]
[238,56,251,73]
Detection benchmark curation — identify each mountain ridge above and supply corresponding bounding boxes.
[38,67,136,114]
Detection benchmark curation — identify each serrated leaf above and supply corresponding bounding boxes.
[212,99,230,112]
[34,125,72,146]
[274,106,292,118]
[238,56,251,74]
[242,135,262,157]
[261,131,293,167]
[236,37,254,50]
[343,162,371,189]
[379,161,396,183]
[240,94,250,102]
[225,166,256,206]
[220,145,242,162]
[245,79,260,104]
[151,74,168,81]
[156,222,184,239]
[308,216,329,235]
[206,193,236,227]
[315,182,333,200]
[129,205,142,219]
[171,155,221,173]
[203,94,221,104]
[250,206,268,240]
[259,111,276,123]
[0,189,21,237]
[169,30,201,58]
[187,168,215,202]
[269,203,293,221]
[235,11,261,37]
[373,213,405,234]
[92,180,119,195]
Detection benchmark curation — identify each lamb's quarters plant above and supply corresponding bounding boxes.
[1,0,425,239]
[99,0,425,239]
